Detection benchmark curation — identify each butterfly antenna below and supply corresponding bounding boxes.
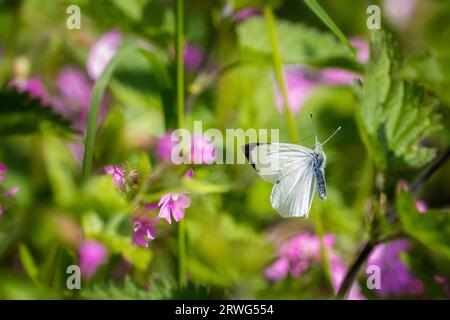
[322,126,342,146]
[310,113,319,144]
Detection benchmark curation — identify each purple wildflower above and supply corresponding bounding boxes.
[79,240,109,279]
[157,132,179,164]
[190,134,216,164]
[383,0,418,29]
[184,168,195,179]
[367,239,424,296]
[132,205,159,248]
[415,200,427,214]
[9,77,50,105]
[158,193,191,224]
[233,6,263,22]
[104,165,126,191]
[87,30,123,80]
[274,67,316,115]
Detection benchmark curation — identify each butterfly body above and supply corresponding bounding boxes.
[312,143,327,200]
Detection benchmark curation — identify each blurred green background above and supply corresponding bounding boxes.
[0,0,449,300]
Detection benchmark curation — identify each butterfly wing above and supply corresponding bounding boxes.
[244,143,314,183]
[244,143,316,217]
[270,162,316,217]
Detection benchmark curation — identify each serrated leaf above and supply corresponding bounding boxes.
[397,189,450,260]
[0,90,73,136]
[356,31,442,169]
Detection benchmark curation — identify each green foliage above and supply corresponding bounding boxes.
[237,17,358,70]
[402,52,450,106]
[81,276,229,300]
[302,0,356,55]
[355,31,442,170]
[397,189,450,260]
[0,90,73,136]
[18,244,39,284]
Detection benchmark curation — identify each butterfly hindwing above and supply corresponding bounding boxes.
[270,161,316,217]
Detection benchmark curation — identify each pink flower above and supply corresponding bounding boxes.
[132,206,159,248]
[79,240,109,279]
[184,44,205,71]
[54,66,109,132]
[415,200,427,214]
[104,165,126,191]
[3,187,19,198]
[0,164,6,183]
[367,239,424,296]
[184,168,195,179]
[190,134,216,164]
[275,67,316,115]
[383,0,418,30]
[330,255,365,300]
[157,132,216,165]
[87,30,123,80]
[157,132,179,164]
[158,193,191,224]
[9,77,50,105]
[233,6,263,22]
[266,233,335,279]
[319,69,362,86]
[350,38,369,64]
[265,258,290,281]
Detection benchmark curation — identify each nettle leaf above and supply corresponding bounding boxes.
[0,90,72,136]
[237,17,358,70]
[397,189,450,260]
[356,31,442,170]
[80,276,228,300]
[402,52,450,106]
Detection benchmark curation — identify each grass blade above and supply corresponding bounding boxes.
[303,0,356,55]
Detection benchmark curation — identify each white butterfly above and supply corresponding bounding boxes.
[244,126,341,218]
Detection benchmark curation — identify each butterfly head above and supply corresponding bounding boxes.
[313,141,323,154]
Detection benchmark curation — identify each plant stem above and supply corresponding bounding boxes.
[313,207,332,289]
[176,0,185,130]
[337,146,450,298]
[263,6,299,143]
[336,239,374,299]
[175,0,187,289]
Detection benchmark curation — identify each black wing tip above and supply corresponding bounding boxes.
[243,142,268,171]
[243,142,268,160]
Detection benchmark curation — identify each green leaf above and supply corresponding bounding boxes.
[302,0,356,55]
[402,52,450,106]
[397,189,450,260]
[19,244,39,284]
[80,276,228,300]
[82,40,137,180]
[356,31,442,169]
[182,178,231,195]
[42,136,78,207]
[0,90,73,136]
[139,48,175,129]
[237,17,356,69]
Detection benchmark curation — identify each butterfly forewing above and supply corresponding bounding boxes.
[244,142,317,217]
[244,143,313,183]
